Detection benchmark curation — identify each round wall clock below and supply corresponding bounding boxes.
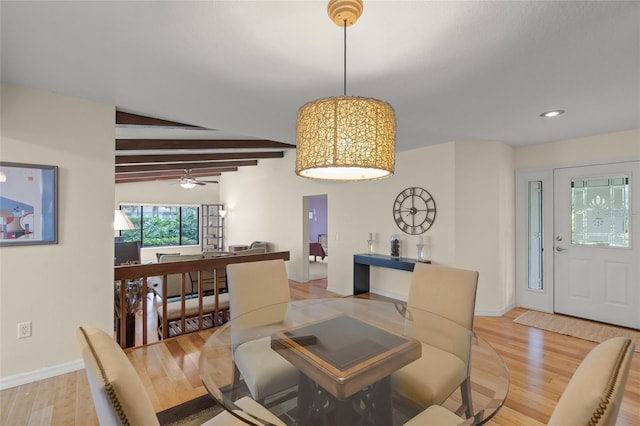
[392,187,436,235]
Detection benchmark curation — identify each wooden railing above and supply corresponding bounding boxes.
[114,251,291,348]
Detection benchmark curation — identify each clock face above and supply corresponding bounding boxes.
[393,187,436,235]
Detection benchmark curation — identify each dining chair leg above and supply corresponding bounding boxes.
[231,363,241,401]
[458,377,474,418]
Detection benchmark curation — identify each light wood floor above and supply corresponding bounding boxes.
[2,278,639,426]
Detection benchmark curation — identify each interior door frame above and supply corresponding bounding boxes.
[516,158,640,314]
[515,168,555,312]
[302,196,311,282]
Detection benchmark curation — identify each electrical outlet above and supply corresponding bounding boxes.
[18,321,32,339]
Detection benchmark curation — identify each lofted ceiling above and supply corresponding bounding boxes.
[1,1,639,184]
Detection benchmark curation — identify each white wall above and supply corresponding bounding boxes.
[221,140,516,313]
[115,181,220,263]
[454,141,516,313]
[515,129,640,168]
[0,85,114,387]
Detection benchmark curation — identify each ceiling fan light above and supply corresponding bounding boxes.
[296,96,395,181]
[180,181,197,189]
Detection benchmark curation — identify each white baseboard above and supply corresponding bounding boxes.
[475,303,516,317]
[516,303,553,314]
[370,289,408,303]
[0,359,84,390]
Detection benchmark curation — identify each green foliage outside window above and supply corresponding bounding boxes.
[119,205,199,247]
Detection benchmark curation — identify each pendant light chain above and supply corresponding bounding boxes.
[343,19,347,96]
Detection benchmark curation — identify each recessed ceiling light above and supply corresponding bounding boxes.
[540,109,565,118]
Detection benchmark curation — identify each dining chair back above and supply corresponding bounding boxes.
[77,326,281,426]
[227,259,290,320]
[403,334,634,426]
[226,259,298,402]
[548,337,634,426]
[392,263,479,418]
[77,326,160,426]
[406,263,479,365]
[408,263,477,327]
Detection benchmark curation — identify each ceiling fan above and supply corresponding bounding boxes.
[176,169,218,189]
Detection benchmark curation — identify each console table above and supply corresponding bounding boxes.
[353,253,431,295]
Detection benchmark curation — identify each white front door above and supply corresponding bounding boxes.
[553,161,640,328]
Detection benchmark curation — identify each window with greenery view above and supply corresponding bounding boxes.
[119,205,199,247]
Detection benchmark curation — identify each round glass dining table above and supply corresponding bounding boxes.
[199,298,508,425]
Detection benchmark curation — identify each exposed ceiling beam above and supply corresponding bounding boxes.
[113,112,290,183]
[116,175,219,184]
[115,111,206,128]
[116,139,294,150]
[115,169,235,184]
[116,168,236,179]
[116,151,284,164]
[115,160,258,173]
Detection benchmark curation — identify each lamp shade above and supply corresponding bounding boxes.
[296,96,395,181]
[114,210,135,231]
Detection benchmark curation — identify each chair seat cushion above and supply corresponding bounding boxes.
[405,405,464,426]
[159,294,229,321]
[391,342,467,407]
[234,336,299,399]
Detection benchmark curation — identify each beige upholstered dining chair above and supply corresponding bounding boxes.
[391,263,479,418]
[226,259,299,402]
[77,326,284,426]
[548,336,634,426]
[403,336,635,426]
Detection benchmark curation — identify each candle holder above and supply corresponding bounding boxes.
[390,234,400,259]
[416,243,425,262]
[367,239,374,254]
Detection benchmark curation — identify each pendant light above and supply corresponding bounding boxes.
[295,0,396,181]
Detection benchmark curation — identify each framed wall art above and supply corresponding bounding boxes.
[0,162,58,246]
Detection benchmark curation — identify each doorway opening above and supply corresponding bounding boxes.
[302,194,328,282]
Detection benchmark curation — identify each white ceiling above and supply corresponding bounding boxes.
[2,1,639,152]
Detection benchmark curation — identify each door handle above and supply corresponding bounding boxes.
[555,246,568,252]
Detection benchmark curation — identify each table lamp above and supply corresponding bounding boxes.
[114,210,134,242]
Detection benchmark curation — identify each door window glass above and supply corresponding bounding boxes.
[571,176,629,247]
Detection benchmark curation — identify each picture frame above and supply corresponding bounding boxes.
[0,162,58,246]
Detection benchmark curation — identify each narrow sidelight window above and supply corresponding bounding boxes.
[528,181,543,290]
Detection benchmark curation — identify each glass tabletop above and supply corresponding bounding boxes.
[199,298,508,425]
